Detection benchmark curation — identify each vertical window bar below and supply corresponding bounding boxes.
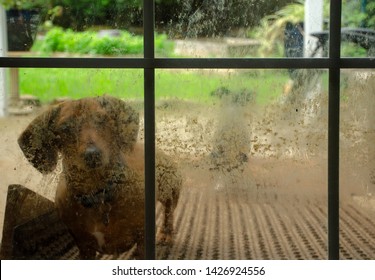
[328,0,342,260]
[143,0,156,260]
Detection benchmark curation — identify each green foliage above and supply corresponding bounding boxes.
[47,0,143,30]
[24,0,295,36]
[341,42,368,57]
[365,1,375,27]
[253,0,374,57]
[253,0,305,57]
[342,0,367,27]
[341,0,374,28]
[31,27,174,56]
[0,0,43,9]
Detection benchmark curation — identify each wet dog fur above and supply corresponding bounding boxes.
[18,95,181,259]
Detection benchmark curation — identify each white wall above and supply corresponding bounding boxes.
[0,6,8,117]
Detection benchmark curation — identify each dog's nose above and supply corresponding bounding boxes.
[84,145,102,168]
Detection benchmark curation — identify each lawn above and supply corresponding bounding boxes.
[18,68,290,105]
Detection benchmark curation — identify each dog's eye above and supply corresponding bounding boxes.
[75,194,98,208]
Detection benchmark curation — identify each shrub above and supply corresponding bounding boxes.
[252,0,305,57]
[32,27,174,56]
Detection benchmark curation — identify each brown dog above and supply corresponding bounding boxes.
[18,95,181,259]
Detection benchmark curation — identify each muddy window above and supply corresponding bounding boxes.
[155,68,331,259]
[156,0,327,59]
[0,1,374,261]
[340,70,375,259]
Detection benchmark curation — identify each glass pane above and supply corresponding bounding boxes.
[155,68,329,259]
[156,0,329,58]
[1,2,144,58]
[341,0,375,57]
[0,69,144,259]
[340,70,375,259]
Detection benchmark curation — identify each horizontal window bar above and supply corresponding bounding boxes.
[153,58,372,69]
[154,58,331,69]
[340,58,375,68]
[0,57,373,69]
[0,57,147,69]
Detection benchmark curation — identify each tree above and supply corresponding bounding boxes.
[43,0,295,36]
[168,0,294,38]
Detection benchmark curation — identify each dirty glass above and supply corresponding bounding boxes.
[155,69,330,259]
[156,0,328,58]
[0,69,144,259]
[1,0,374,262]
[339,70,375,259]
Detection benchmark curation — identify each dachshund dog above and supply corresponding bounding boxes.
[18,95,182,259]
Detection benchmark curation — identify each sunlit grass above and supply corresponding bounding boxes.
[19,68,289,105]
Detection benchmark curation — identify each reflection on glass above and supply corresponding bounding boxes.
[155,69,330,259]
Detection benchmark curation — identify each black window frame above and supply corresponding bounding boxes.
[0,0,374,260]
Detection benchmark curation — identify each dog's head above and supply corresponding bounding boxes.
[18,95,139,174]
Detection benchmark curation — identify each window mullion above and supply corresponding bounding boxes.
[328,0,342,260]
[143,0,156,260]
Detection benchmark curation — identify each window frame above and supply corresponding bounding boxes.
[0,0,374,260]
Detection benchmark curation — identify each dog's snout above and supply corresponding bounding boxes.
[84,145,103,168]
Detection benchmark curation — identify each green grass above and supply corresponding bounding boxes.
[19,69,144,102]
[19,68,289,105]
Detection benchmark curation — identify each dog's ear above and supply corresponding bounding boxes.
[18,105,61,174]
[98,95,139,152]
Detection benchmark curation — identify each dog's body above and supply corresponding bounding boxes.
[18,96,181,259]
